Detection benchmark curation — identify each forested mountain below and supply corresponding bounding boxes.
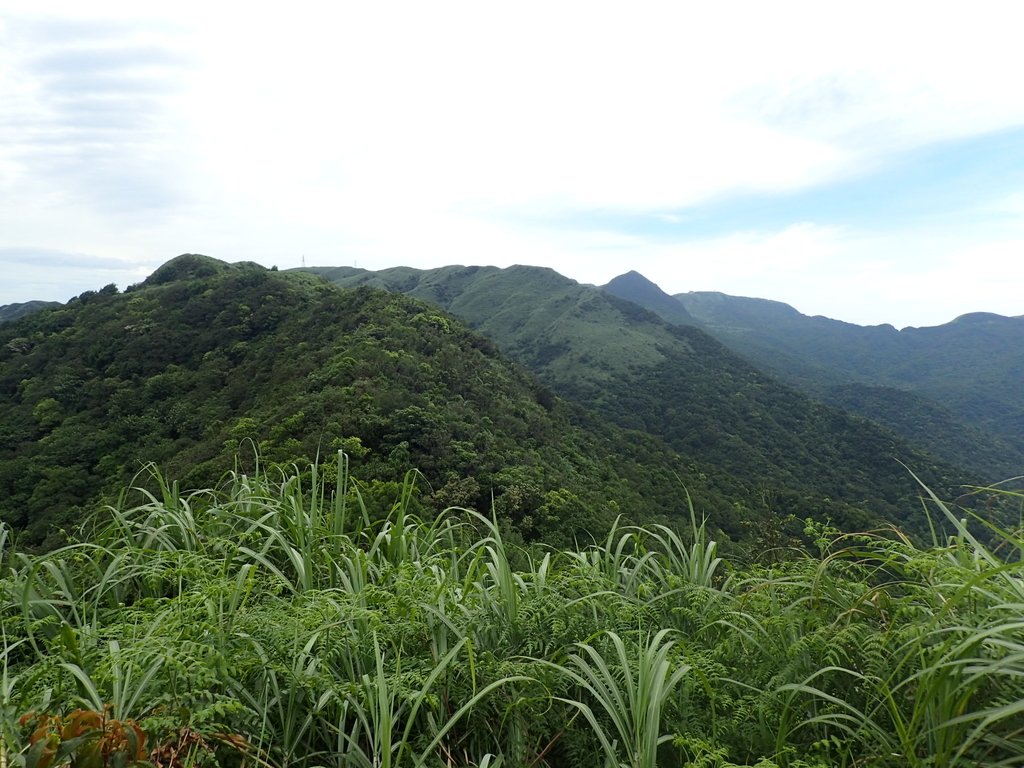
[600,269,696,326]
[304,264,972,533]
[819,382,1024,481]
[0,255,778,549]
[0,300,61,324]
[5,257,1023,767]
[603,271,1024,480]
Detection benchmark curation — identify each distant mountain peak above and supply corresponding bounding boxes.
[950,311,1012,325]
[605,270,658,288]
[0,299,62,324]
[602,271,695,326]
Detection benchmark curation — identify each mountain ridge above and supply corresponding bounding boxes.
[0,256,787,549]
[602,270,1024,479]
[0,299,62,324]
[5,258,1015,545]
[603,271,696,326]
[305,262,975,533]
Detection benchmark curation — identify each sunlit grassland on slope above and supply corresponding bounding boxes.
[1,454,1023,768]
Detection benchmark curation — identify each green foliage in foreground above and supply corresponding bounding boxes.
[2,456,1023,767]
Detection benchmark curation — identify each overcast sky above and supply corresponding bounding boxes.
[2,2,1022,327]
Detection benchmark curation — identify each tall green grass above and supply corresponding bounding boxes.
[1,455,1021,767]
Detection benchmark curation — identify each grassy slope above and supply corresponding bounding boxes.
[305,265,974,534]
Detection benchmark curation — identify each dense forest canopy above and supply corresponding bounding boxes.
[0,256,770,549]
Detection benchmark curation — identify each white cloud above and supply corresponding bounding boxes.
[161,2,1024,216]
[2,1,1024,323]
[645,224,1024,328]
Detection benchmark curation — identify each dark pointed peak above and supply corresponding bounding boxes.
[604,270,659,290]
[603,271,695,325]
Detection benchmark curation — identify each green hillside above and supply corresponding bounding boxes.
[819,382,1024,480]
[672,289,1024,477]
[605,272,1024,480]
[0,256,768,549]
[0,299,61,324]
[675,293,1024,434]
[305,264,973,533]
[602,270,697,326]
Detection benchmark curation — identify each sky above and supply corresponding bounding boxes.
[1,2,1023,328]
